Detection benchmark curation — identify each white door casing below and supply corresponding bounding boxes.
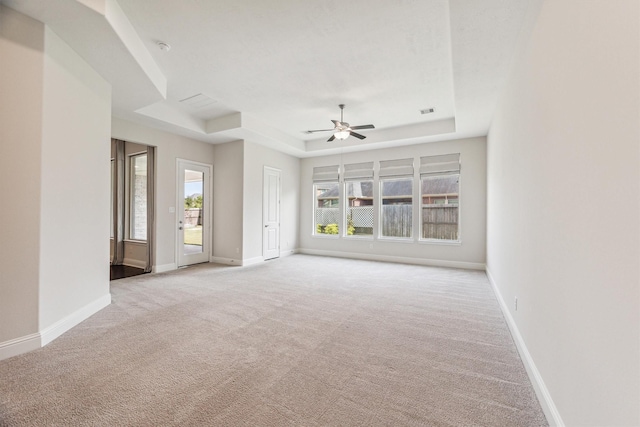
[263,166,280,260]
[177,159,211,267]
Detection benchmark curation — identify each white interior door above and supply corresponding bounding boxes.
[178,160,211,267]
[263,166,280,260]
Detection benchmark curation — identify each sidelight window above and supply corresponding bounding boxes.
[130,153,147,240]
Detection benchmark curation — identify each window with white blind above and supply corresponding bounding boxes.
[313,165,340,236]
[343,162,374,237]
[420,154,460,241]
[379,158,414,239]
[129,153,147,240]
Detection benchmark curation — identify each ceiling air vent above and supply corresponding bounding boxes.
[179,93,217,109]
[420,108,435,115]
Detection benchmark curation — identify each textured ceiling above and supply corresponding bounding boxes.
[120,0,456,131]
[3,0,538,157]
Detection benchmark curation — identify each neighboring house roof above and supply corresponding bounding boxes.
[318,176,459,199]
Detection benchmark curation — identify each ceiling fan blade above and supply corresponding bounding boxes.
[331,120,342,127]
[350,124,375,130]
[327,135,336,142]
[305,129,334,133]
[349,131,366,140]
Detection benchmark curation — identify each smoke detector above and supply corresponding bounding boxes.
[157,42,171,52]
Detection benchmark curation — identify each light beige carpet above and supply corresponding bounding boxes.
[0,255,548,426]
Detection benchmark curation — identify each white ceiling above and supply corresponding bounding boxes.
[3,0,537,157]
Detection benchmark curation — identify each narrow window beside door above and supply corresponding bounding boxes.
[130,153,147,240]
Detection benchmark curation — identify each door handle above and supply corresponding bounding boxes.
[265,225,268,228]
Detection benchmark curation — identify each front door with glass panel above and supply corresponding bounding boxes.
[177,160,211,267]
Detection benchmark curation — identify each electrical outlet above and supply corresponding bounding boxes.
[514,297,518,311]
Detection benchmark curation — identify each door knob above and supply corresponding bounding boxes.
[265,225,268,228]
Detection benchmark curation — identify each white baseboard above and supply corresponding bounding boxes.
[123,258,146,269]
[242,256,264,266]
[154,263,176,273]
[40,294,112,346]
[211,252,297,266]
[297,248,485,270]
[0,294,112,361]
[210,256,242,266]
[485,267,564,427]
[0,333,41,361]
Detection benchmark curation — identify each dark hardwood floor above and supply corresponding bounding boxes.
[110,265,146,281]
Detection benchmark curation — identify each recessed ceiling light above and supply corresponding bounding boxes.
[420,108,435,114]
[157,42,171,52]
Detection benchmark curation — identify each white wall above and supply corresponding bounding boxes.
[0,6,112,357]
[0,6,44,345]
[112,117,216,271]
[39,26,112,332]
[299,137,486,269]
[486,1,639,425]
[242,141,300,261]
[212,140,244,262]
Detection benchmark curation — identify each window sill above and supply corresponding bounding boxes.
[377,237,415,244]
[418,239,461,246]
[311,234,339,239]
[124,239,147,245]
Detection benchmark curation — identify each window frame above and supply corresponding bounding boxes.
[344,179,374,239]
[419,173,461,243]
[110,159,114,239]
[378,176,414,241]
[128,152,147,241]
[312,181,341,238]
[310,155,462,245]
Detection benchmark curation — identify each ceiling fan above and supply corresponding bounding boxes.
[305,104,375,142]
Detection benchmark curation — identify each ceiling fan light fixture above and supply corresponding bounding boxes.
[334,130,350,140]
[305,105,374,142]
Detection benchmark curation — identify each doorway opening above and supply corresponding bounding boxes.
[110,139,156,280]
